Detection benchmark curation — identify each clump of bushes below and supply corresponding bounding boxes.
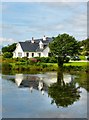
[34,57,57,63]
[29,58,38,64]
[64,57,70,63]
[3,52,13,58]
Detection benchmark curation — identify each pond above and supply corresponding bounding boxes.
[1,72,88,118]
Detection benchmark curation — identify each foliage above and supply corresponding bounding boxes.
[2,43,16,58]
[49,57,57,63]
[78,38,89,55]
[34,57,57,63]
[49,33,79,57]
[49,33,79,67]
[29,58,38,64]
[64,57,70,63]
[3,52,13,58]
[2,43,16,53]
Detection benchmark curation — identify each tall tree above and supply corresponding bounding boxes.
[49,33,79,67]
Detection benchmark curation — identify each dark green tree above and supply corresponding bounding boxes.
[49,33,79,67]
[2,43,16,53]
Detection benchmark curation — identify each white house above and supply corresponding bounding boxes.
[13,36,53,58]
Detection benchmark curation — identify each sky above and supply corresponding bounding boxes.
[0,1,88,48]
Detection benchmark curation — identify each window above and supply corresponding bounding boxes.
[38,53,41,57]
[18,52,22,57]
[26,53,29,57]
[32,53,34,57]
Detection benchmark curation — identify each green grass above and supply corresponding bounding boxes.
[64,62,88,66]
[46,62,88,67]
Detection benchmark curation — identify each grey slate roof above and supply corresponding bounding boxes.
[19,37,53,52]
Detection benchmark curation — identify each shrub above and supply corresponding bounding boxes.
[64,57,70,63]
[3,52,13,58]
[29,58,37,64]
[49,57,57,63]
[34,57,57,63]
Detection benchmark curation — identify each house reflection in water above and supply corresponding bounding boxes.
[15,74,48,94]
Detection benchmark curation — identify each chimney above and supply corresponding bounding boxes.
[31,37,34,43]
[43,35,46,41]
[39,41,43,49]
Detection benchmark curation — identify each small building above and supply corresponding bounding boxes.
[13,36,53,58]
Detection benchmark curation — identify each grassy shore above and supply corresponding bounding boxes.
[1,57,89,74]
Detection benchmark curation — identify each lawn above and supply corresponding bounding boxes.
[46,62,88,67]
[64,62,88,67]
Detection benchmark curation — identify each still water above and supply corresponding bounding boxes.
[1,72,88,118]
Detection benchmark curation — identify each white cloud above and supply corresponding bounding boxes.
[0,37,15,45]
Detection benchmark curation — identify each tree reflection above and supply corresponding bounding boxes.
[48,67,80,108]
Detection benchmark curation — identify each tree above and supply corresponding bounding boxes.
[2,43,16,53]
[49,33,79,67]
[2,43,16,58]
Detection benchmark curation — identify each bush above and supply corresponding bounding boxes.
[34,57,57,63]
[3,52,13,58]
[49,57,57,63]
[64,57,70,63]
[29,58,38,64]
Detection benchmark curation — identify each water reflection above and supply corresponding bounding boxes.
[2,71,82,108]
[2,71,88,118]
[48,68,81,107]
[15,74,48,94]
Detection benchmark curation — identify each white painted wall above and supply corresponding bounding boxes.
[13,43,24,58]
[42,47,50,57]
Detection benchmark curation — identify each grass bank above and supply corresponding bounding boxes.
[1,57,89,74]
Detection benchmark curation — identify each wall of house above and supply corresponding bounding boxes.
[13,43,24,58]
[42,47,50,57]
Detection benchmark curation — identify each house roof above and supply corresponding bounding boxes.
[19,37,53,52]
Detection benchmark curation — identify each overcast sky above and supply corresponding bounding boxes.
[0,1,88,48]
